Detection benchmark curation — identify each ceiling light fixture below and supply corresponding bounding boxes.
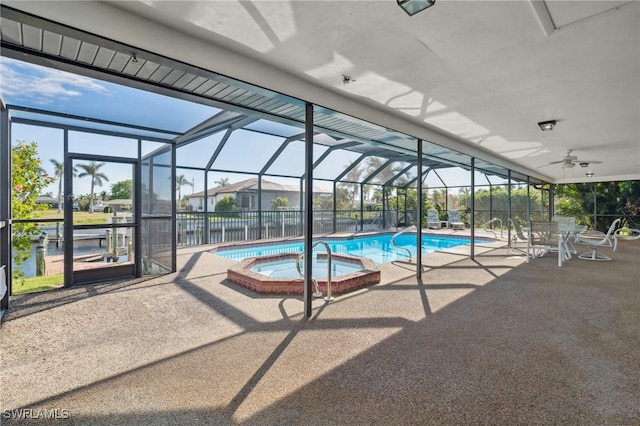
[537,120,556,131]
[579,162,589,168]
[586,172,594,178]
[397,0,436,16]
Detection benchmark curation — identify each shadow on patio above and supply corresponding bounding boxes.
[1,240,638,424]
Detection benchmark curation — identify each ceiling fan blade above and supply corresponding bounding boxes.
[547,160,566,165]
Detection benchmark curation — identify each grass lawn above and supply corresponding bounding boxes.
[13,274,64,295]
[36,210,131,225]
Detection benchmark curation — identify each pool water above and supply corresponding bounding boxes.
[251,258,363,279]
[217,234,491,264]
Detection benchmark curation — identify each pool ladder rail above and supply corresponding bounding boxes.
[296,241,334,303]
[482,218,504,238]
[391,226,415,262]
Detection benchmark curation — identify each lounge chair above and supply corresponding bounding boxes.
[447,210,465,230]
[427,209,441,229]
[575,218,621,261]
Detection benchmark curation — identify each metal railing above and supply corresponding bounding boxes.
[390,226,415,262]
[295,241,333,302]
[175,209,387,247]
[481,218,503,238]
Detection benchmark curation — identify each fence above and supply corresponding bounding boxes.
[176,210,370,246]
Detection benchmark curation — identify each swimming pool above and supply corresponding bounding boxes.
[215,233,492,264]
[251,257,363,278]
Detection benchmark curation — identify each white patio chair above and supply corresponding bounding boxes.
[447,210,465,230]
[575,218,622,261]
[427,209,441,229]
[507,218,528,252]
[527,221,563,267]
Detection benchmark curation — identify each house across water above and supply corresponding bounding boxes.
[185,178,331,211]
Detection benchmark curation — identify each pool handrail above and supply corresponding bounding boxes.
[391,226,415,262]
[482,218,503,238]
[295,240,333,302]
[295,252,323,298]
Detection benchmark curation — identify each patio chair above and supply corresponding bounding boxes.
[427,209,441,229]
[447,210,465,230]
[507,218,528,252]
[575,218,622,261]
[527,221,563,267]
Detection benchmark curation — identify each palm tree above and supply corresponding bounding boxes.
[50,159,77,213]
[50,159,64,213]
[343,161,364,208]
[176,174,193,206]
[215,177,230,187]
[77,162,109,213]
[366,157,402,208]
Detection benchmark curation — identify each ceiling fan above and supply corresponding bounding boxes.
[542,149,603,169]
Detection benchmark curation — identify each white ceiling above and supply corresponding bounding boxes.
[6,0,640,184]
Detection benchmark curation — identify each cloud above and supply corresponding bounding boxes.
[0,58,110,104]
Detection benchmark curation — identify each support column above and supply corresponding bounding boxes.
[549,184,555,221]
[299,179,304,236]
[135,140,142,277]
[0,104,11,313]
[382,185,386,229]
[470,158,475,260]
[526,176,531,222]
[359,184,364,231]
[507,170,512,243]
[204,172,209,244]
[303,103,314,318]
[489,183,493,222]
[404,189,407,225]
[258,175,263,239]
[332,180,337,233]
[171,144,177,272]
[63,130,73,288]
[416,139,423,279]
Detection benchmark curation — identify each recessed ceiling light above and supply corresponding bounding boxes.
[397,0,436,16]
[537,120,556,131]
[586,172,594,178]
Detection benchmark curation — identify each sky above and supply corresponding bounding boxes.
[1,56,490,201]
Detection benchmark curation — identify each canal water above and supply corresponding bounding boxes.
[15,234,127,278]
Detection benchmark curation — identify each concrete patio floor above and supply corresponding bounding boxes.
[1,234,638,424]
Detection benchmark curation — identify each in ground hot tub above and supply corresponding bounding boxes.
[227,253,380,296]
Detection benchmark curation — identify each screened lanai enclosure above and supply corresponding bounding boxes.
[0,5,552,316]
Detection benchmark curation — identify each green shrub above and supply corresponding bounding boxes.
[103,205,114,213]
